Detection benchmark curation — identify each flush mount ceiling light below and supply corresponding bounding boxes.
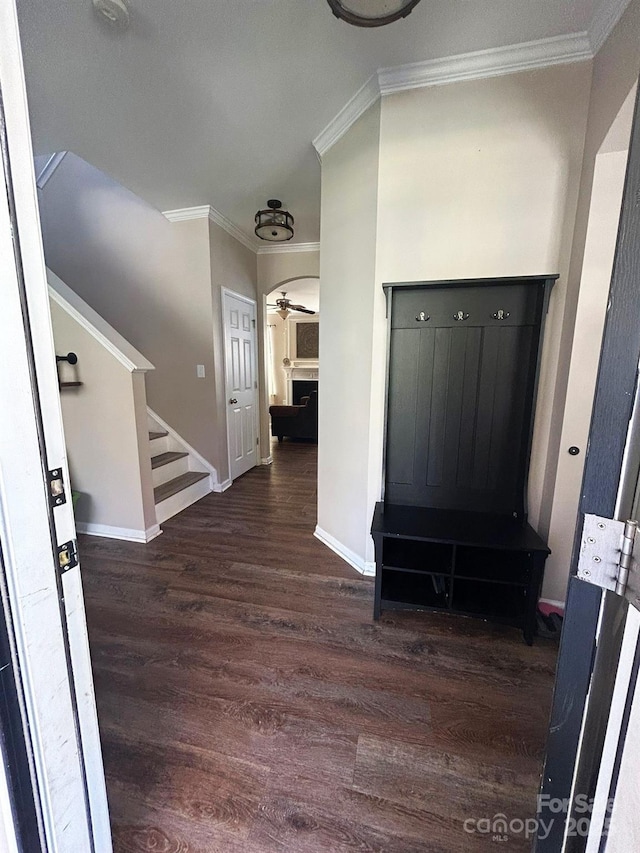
[254,199,294,243]
[326,0,422,27]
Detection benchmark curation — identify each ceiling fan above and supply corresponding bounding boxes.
[267,292,316,320]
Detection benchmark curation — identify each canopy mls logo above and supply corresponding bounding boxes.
[463,795,614,842]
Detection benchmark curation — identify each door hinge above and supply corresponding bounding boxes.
[577,514,640,606]
[48,467,67,508]
[256,436,259,446]
[57,539,78,574]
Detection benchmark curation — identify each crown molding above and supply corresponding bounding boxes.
[207,206,258,252]
[257,241,320,255]
[163,205,258,252]
[313,31,594,159]
[163,205,320,255]
[162,205,211,222]
[313,74,380,158]
[588,0,632,54]
[377,32,592,95]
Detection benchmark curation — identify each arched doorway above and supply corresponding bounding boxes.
[266,277,319,408]
[256,268,320,462]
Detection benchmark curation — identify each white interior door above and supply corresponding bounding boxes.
[0,2,111,849]
[223,290,258,480]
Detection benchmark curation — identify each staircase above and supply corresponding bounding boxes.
[148,412,213,524]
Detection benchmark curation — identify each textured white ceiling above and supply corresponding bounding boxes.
[17,0,601,244]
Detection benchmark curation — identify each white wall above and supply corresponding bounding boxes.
[318,62,593,572]
[317,101,380,568]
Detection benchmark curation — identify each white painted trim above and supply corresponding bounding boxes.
[261,456,273,465]
[314,526,376,577]
[164,206,319,255]
[152,455,190,488]
[589,0,632,54]
[76,521,162,543]
[35,150,67,189]
[313,32,593,158]
[212,478,233,493]
[221,286,257,307]
[539,597,566,611]
[163,204,257,252]
[207,205,258,253]
[256,242,321,255]
[147,406,220,484]
[377,32,592,95]
[48,269,155,373]
[155,475,212,524]
[313,73,380,158]
[1,1,111,845]
[162,204,211,222]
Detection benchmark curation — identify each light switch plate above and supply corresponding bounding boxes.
[196,364,205,378]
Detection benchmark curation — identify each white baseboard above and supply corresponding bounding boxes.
[76,521,163,543]
[261,456,273,465]
[155,476,212,524]
[539,597,566,611]
[314,526,376,577]
[212,478,232,493]
[147,406,221,485]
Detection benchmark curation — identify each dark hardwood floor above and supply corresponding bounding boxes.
[80,439,558,852]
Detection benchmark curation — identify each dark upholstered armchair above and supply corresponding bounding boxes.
[269,391,318,442]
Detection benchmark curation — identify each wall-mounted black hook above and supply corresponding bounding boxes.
[56,352,78,365]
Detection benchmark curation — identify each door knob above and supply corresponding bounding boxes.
[229,398,238,405]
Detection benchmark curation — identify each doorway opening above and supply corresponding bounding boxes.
[536,82,639,851]
[263,276,320,455]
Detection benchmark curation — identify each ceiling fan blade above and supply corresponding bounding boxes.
[291,306,316,314]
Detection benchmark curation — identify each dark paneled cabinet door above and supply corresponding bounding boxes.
[385,283,542,516]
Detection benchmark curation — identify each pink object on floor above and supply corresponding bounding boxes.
[539,601,565,617]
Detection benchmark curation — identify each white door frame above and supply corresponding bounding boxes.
[221,288,259,481]
[0,1,111,849]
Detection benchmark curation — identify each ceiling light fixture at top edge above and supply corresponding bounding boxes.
[326,0,423,27]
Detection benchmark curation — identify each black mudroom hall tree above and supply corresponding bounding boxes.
[371,275,557,643]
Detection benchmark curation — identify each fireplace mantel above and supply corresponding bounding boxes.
[283,361,318,404]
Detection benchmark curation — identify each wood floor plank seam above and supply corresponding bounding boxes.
[83,439,557,852]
